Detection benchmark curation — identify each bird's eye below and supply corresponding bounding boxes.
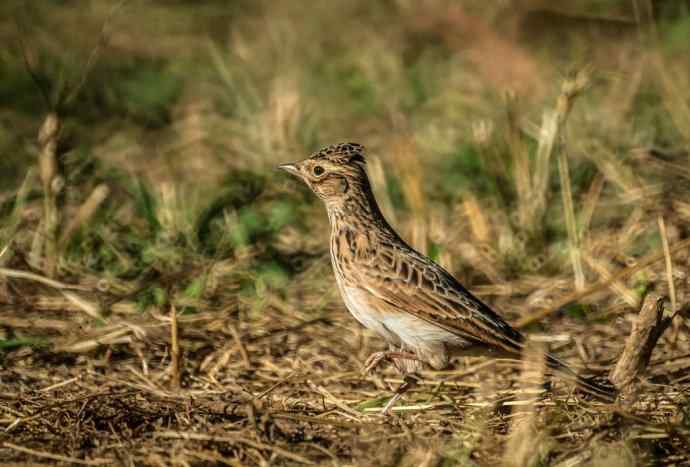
[313,165,325,176]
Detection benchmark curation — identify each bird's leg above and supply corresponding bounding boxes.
[363,346,423,414]
[363,350,422,375]
[381,374,418,415]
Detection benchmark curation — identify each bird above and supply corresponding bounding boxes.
[279,142,616,414]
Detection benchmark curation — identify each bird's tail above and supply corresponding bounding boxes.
[544,352,617,403]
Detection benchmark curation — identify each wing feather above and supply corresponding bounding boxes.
[348,240,525,354]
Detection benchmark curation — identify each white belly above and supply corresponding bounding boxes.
[340,285,397,341]
[340,285,465,350]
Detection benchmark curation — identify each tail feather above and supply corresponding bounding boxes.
[544,352,617,403]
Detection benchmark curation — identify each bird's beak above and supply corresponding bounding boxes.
[277,162,301,178]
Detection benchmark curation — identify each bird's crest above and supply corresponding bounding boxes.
[311,142,366,165]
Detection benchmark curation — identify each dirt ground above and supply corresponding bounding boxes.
[2,262,689,465]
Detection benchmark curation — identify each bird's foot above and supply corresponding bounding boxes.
[363,352,387,375]
[381,374,419,415]
[363,351,421,375]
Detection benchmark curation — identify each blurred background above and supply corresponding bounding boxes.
[2,0,689,281]
[1,1,690,465]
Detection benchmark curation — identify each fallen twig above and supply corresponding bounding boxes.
[609,293,680,396]
[170,305,181,390]
[3,441,112,465]
[0,267,91,291]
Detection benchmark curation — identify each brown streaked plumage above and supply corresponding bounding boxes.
[279,142,615,413]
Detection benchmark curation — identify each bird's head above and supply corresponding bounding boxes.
[278,142,370,207]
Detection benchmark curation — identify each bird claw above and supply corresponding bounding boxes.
[363,351,423,375]
[363,351,388,375]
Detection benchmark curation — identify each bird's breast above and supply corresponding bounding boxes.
[337,284,397,342]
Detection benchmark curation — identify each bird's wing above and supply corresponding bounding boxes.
[350,239,525,355]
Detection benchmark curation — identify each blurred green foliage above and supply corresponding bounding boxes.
[1,0,689,312]
[438,144,501,199]
[105,62,183,127]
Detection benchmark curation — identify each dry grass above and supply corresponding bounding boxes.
[1,282,688,465]
[2,1,690,465]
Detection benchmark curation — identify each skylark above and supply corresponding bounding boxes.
[279,143,615,413]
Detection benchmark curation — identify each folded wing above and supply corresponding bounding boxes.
[349,239,526,355]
